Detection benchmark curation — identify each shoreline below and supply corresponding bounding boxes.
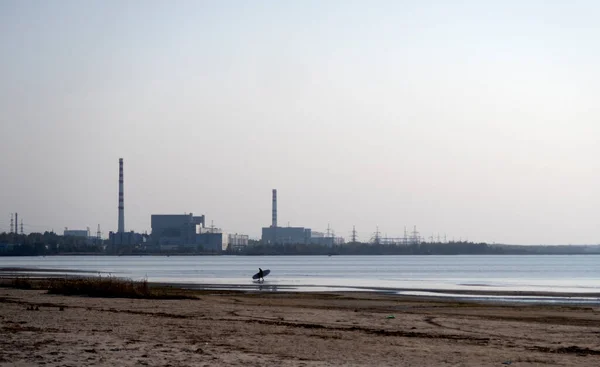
[2,270,600,305]
[2,252,600,256]
[1,287,600,366]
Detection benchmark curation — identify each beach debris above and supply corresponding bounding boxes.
[502,360,512,365]
[386,315,396,319]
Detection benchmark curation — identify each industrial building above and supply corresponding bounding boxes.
[150,213,231,252]
[109,158,145,247]
[261,189,312,245]
[261,226,312,245]
[110,231,144,247]
[197,230,228,252]
[107,158,246,252]
[64,228,108,246]
[63,229,89,238]
[228,234,249,251]
[310,231,345,247]
[150,213,205,247]
[260,189,346,246]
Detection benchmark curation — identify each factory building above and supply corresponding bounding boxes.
[261,227,312,245]
[150,213,250,252]
[261,189,312,245]
[259,190,344,246]
[109,231,144,246]
[110,158,145,247]
[310,232,334,247]
[150,213,205,248]
[197,231,228,252]
[310,231,345,247]
[228,234,249,251]
[108,158,247,252]
[63,229,89,238]
[65,228,111,246]
[63,228,92,245]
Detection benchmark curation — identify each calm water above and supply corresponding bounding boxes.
[1,255,599,297]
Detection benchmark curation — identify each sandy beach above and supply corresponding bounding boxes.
[1,286,600,366]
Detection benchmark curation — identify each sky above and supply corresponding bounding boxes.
[0,0,598,245]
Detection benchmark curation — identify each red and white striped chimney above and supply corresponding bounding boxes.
[272,189,277,228]
[118,158,124,233]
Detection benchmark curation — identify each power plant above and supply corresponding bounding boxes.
[261,189,312,245]
[118,158,124,233]
[148,213,241,251]
[101,157,250,252]
[260,189,346,246]
[109,158,143,247]
[272,189,277,227]
[2,159,465,252]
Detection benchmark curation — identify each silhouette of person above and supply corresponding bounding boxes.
[258,268,264,282]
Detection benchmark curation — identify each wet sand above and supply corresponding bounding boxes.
[1,287,600,366]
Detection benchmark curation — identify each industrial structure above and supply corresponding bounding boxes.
[150,213,205,248]
[260,189,347,246]
[150,213,237,252]
[310,230,344,247]
[64,229,89,238]
[64,227,105,246]
[102,158,247,252]
[261,189,312,245]
[377,226,423,245]
[109,158,144,247]
[11,213,18,234]
[228,233,249,251]
[118,158,124,233]
[8,213,25,235]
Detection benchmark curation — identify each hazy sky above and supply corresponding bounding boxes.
[1,1,598,244]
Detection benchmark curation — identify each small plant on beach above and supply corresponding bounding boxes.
[47,276,194,299]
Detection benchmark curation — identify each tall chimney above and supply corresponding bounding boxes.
[272,189,277,228]
[118,158,124,233]
[14,213,17,234]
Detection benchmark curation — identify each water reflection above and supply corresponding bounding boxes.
[3,255,600,295]
[257,283,278,291]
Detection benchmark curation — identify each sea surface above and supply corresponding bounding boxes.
[1,255,600,302]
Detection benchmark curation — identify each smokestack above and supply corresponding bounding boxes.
[118,158,124,233]
[272,189,277,228]
[14,213,18,234]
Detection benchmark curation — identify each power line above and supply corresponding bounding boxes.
[371,226,381,245]
[351,225,357,243]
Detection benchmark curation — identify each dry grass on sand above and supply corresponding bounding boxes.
[1,286,600,366]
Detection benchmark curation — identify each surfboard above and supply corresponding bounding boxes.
[252,269,270,280]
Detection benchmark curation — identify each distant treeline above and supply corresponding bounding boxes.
[235,242,600,256]
[1,231,598,256]
[0,232,103,256]
[239,242,495,256]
